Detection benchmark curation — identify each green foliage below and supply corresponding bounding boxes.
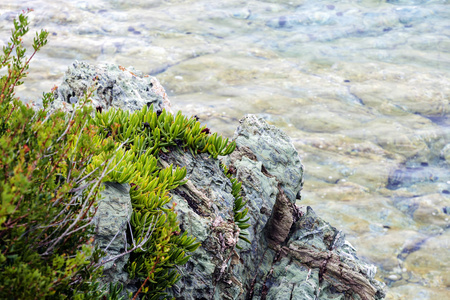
[91,104,236,158]
[221,163,251,248]
[0,9,48,105]
[89,104,239,299]
[0,10,123,299]
[1,9,243,300]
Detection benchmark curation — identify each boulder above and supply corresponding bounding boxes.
[51,61,172,113]
[92,182,136,295]
[160,115,386,300]
[56,62,386,299]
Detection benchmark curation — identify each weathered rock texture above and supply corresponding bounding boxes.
[160,115,386,300]
[56,62,386,299]
[52,61,172,113]
[92,182,135,292]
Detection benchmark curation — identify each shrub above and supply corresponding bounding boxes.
[1,9,248,300]
[0,9,119,299]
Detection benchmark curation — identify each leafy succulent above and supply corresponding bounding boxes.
[221,163,251,248]
[88,103,241,298]
[91,104,236,158]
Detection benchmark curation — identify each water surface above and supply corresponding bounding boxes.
[1,1,449,298]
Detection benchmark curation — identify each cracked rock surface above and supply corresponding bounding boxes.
[162,115,386,300]
[93,114,386,299]
[51,61,171,113]
[65,62,387,299]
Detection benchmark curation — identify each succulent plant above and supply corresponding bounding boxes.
[221,163,251,248]
[88,104,242,298]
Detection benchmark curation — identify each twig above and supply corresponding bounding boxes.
[95,215,159,269]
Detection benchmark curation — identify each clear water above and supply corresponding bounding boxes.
[1,0,449,298]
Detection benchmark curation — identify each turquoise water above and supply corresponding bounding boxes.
[1,0,449,298]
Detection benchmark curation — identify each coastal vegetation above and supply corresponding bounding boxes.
[0,10,248,299]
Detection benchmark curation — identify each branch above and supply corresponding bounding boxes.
[95,214,159,268]
[41,136,132,256]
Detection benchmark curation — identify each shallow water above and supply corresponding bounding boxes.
[1,0,449,298]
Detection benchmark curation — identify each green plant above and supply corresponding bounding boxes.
[221,163,251,248]
[1,9,246,300]
[0,9,48,105]
[0,9,123,299]
[89,104,240,299]
[91,104,236,158]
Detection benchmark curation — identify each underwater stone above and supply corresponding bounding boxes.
[441,143,450,163]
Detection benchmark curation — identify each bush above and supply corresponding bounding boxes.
[0,10,246,300]
[0,9,118,299]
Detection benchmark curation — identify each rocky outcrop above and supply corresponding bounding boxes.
[160,115,386,300]
[51,61,172,113]
[55,62,386,299]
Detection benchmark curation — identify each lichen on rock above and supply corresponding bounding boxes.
[51,61,171,113]
[162,114,386,299]
[92,182,136,296]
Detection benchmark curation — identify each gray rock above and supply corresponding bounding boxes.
[92,112,386,299]
[232,115,304,202]
[93,182,135,296]
[441,143,450,163]
[159,115,386,300]
[51,61,172,113]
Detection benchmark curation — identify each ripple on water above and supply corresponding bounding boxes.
[1,0,449,298]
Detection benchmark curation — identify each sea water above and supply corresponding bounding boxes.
[1,0,449,298]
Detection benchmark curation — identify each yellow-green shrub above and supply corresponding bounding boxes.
[88,104,239,299]
[0,10,120,299]
[1,9,248,300]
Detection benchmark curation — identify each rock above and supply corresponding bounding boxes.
[92,114,386,299]
[66,63,386,298]
[156,115,385,299]
[387,166,449,190]
[51,61,172,113]
[402,231,450,285]
[93,182,136,296]
[441,143,450,163]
